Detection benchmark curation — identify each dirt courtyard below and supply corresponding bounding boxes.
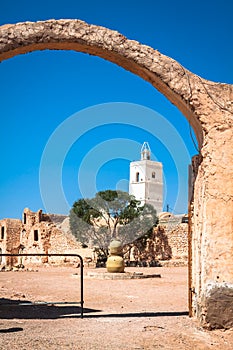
[0,266,232,349]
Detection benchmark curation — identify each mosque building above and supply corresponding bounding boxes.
[129,142,163,213]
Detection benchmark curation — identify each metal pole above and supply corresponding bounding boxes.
[79,255,84,318]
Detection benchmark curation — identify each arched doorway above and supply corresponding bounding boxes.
[0,19,232,329]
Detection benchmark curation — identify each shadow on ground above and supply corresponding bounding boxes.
[0,298,188,320]
[84,311,189,318]
[0,327,24,333]
[0,298,98,319]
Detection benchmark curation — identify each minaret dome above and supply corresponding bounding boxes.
[141,142,151,160]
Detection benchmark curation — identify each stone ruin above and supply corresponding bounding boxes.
[124,218,188,267]
[0,208,94,268]
[0,208,188,269]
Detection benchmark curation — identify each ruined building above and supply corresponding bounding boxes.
[0,208,93,267]
[125,214,188,267]
[0,207,188,268]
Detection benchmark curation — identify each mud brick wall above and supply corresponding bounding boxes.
[166,223,188,263]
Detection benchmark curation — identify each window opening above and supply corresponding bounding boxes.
[34,230,39,241]
[1,226,4,240]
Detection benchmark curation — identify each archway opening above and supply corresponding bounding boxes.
[0,20,207,321]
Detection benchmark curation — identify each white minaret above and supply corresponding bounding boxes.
[129,142,163,213]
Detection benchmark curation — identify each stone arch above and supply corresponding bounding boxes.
[0,19,232,329]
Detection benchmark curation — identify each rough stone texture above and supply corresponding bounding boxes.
[127,223,188,266]
[0,208,94,267]
[0,19,232,329]
[203,283,233,329]
[165,223,188,264]
[0,219,22,266]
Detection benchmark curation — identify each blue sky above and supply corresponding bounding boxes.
[0,0,232,218]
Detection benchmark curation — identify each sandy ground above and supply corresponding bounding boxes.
[0,266,232,349]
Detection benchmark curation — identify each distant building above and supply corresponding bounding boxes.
[129,142,163,213]
[0,208,93,267]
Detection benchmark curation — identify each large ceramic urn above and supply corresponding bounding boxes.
[106,240,125,273]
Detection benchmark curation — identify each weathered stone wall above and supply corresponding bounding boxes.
[43,213,68,225]
[0,19,232,328]
[0,221,6,265]
[0,208,86,267]
[127,223,188,266]
[0,218,22,265]
[21,209,85,265]
[22,208,42,226]
[165,223,188,264]
[191,144,233,329]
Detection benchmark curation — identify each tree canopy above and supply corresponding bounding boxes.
[70,190,158,256]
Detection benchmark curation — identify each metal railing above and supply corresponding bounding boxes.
[0,253,84,318]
